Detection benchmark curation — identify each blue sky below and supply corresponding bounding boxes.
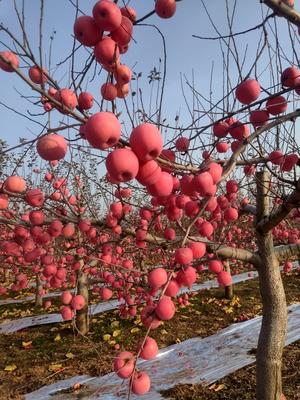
[0,0,299,153]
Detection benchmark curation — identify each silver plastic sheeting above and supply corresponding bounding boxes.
[0,299,121,334]
[0,291,62,306]
[25,303,300,400]
[1,264,298,334]
[179,269,259,295]
[0,270,259,334]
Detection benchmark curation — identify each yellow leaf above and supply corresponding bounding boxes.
[20,311,28,317]
[48,364,63,372]
[130,327,140,334]
[103,334,111,341]
[54,334,61,342]
[215,384,225,392]
[112,329,121,337]
[22,341,32,348]
[109,340,116,346]
[73,382,82,390]
[4,364,17,372]
[111,321,119,328]
[66,352,74,359]
[161,329,168,335]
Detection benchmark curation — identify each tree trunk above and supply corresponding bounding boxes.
[224,284,233,300]
[35,274,43,307]
[224,262,233,299]
[2,268,9,283]
[75,269,89,335]
[255,170,287,400]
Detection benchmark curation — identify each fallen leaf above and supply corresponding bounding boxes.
[73,382,82,391]
[22,341,33,349]
[48,363,63,372]
[66,352,74,359]
[4,364,17,372]
[215,384,225,392]
[130,327,140,334]
[112,329,121,337]
[54,334,61,342]
[180,315,189,319]
[103,334,111,341]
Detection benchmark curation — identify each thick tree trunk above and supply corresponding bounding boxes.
[255,171,287,400]
[35,274,43,307]
[75,269,89,335]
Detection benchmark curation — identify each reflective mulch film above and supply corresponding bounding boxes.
[25,303,300,400]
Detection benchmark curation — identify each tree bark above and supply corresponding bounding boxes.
[224,285,233,300]
[2,268,9,283]
[35,274,43,308]
[224,262,233,299]
[263,0,300,27]
[255,170,287,400]
[75,269,89,335]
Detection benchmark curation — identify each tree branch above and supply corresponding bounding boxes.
[256,178,300,234]
[214,245,261,265]
[262,0,300,27]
